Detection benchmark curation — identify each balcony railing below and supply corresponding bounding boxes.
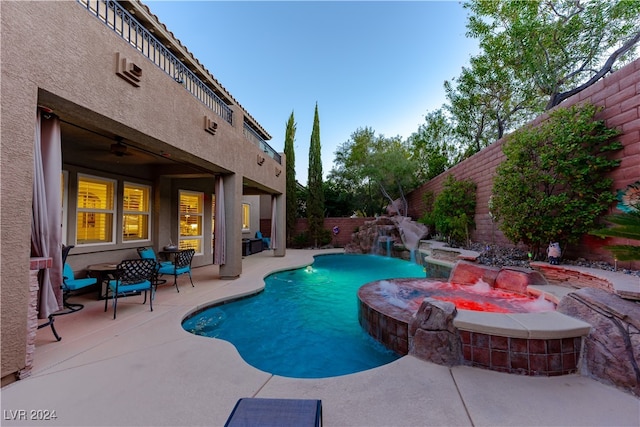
[78,0,232,124]
[244,123,281,163]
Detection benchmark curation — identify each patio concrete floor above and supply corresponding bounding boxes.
[2,249,639,426]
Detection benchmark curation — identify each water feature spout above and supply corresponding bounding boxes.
[392,217,428,263]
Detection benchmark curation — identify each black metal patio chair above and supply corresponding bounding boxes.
[157,249,195,292]
[104,258,156,319]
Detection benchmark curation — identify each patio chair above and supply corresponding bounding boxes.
[61,262,97,312]
[137,246,169,286]
[157,249,195,292]
[225,398,322,427]
[38,244,79,341]
[256,231,271,249]
[104,258,156,319]
[137,246,173,268]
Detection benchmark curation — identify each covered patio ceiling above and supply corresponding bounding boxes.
[41,90,272,195]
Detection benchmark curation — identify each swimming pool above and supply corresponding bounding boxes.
[182,254,425,378]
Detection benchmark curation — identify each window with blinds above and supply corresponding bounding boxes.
[242,203,250,231]
[123,182,150,241]
[179,190,203,253]
[76,174,116,245]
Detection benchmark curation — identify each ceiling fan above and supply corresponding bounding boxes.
[110,136,131,157]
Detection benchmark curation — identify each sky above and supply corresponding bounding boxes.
[145,1,479,185]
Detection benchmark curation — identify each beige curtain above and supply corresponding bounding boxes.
[270,196,277,250]
[31,110,63,318]
[213,176,226,265]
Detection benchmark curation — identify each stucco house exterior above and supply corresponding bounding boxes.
[1,0,286,385]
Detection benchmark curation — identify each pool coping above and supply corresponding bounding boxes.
[452,310,591,339]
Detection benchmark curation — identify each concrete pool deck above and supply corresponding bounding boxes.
[2,249,639,426]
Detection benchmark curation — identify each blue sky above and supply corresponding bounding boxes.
[145,1,479,185]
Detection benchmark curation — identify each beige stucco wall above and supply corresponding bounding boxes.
[1,1,285,383]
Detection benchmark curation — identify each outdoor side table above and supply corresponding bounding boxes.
[86,263,119,299]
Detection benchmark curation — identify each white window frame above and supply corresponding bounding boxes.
[179,190,203,254]
[241,203,250,232]
[76,173,117,246]
[122,181,151,242]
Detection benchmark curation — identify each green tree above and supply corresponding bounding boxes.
[408,109,456,181]
[284,111,297,246]
[445,52,541,159]
[323,180,356,218]
[295,183,307,218]
[366,136,418,217]
[491,103,622,258]
[329,128,419,217]
[465,0,640,110]
[328,127,386,216]
[307,103,324,247]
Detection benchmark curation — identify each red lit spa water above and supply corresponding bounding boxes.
[374,279,556,314]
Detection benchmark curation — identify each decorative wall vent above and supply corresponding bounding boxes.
[257,154,265,166]
[204,116,218,135]
[115,52,142,87]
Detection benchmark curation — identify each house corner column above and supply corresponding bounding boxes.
[274,193,286,257]
[219,174,242,279]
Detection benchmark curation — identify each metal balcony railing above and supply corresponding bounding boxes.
[244,123,281,163]
[78,0,232,124]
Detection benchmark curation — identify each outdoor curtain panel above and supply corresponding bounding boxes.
[213,175,226,265]
[270,195,277,250]
[32,109,63,318]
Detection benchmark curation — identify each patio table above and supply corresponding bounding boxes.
[86,263,119,300]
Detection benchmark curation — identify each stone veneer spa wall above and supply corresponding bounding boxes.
[358,261,592,376]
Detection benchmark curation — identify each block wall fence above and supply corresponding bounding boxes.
[262,217,372,248]
[288,217,374,248]
[405,58,640,270]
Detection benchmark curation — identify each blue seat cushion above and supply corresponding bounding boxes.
[139,248,171,269]
[108,279,152,293]
[138,248,156,260]
[64,277,97,291]
[157,265,190,275]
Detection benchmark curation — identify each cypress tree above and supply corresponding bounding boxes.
[284,111,297,246]
[307,103,324,247]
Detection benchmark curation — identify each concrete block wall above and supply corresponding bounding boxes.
[406,58,640,269]
[290,217,374,247]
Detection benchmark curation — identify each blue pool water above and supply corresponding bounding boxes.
[182,253,425,378]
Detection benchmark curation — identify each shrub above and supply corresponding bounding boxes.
[590,191,640,261]
[491,103,621,259]
[421,175,476,246]
[319,228,333,247]
[292,232,310,248]
[418,191,436,229]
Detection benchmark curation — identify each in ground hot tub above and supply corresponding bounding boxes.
[358,260,592,376]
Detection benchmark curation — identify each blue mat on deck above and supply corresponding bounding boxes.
[224,398,322,427]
